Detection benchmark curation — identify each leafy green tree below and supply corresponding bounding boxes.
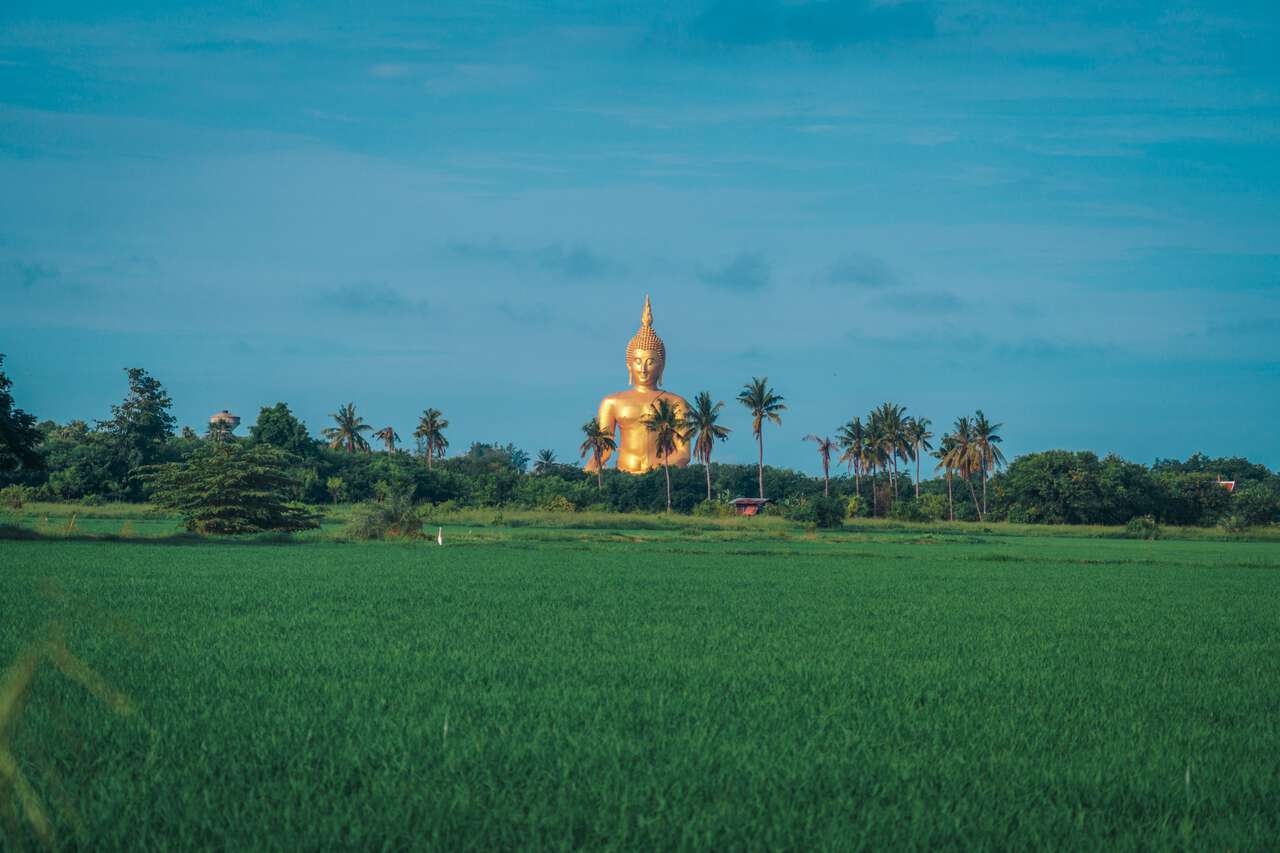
[249,403,315,458]
[1229,482,1280,527]
[687,391,731,501]
[803,434,836,497]
[322,403,371,453]
[643,396,690,512]
[579,418,616,491]
[138,443,319,534]
[1098,454,1160,524]
[326,475,344,505]
[373,426,400,453]
[906,417,933,499]
[96,367,175,497]
[1156,471,1232,526]
[943,416,985,521]
[0,354,43,481]
[998,450,1102,524]
[414,408,449,470]
[738,377,786,499]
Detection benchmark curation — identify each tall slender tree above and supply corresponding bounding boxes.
[737,377,786,500]
[906,416,934,499]
[579,418,616,491]
[871,402,910,498]
[972,410,1005,516]
[803,434,836,497]
[322,403,371,453]
[836,417,866,502]
[413,408,449,470]
[373,426,400,453]
[934,434,957,521]
[687,391,731,502]
[0,353,42,478]
[643,397,690,512]
[945,416,984,521]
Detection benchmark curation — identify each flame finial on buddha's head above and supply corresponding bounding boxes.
[626,295,666,385]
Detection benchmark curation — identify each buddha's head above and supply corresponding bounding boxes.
[626,295,666,389]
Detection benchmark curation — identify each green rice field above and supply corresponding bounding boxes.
[2,517,1279,849]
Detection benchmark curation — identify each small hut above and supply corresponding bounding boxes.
[730,497,770,517]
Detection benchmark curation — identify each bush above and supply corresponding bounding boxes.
[693,499,735,518]
[889,498,928,522]
[1124,515,1161,540]
[0,484,31,509]
[345,483,423,540]
[1219,514,1249,534]
[1231,483,1280,527]
[790,495,844,529]
[917,493,948,521]
[541,494,576,513]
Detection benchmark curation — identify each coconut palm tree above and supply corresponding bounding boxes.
[934,434,957,521]
[579,418,616,491]
[533,448,557,475]
[413,408,449,470]
[871,402,911,498]
[906,416,934,499]
[687,391,731,502]
[373,426,399,453]
[946,416,984,521]
[737,377,786,500]
[972,409,1005,516]
[643,397,690,512]
[322,403,371,453]
[836,417,867,502]
[803,434,836,497]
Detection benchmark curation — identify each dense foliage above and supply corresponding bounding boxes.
[1,364,1275,528]
[137,442,319,534]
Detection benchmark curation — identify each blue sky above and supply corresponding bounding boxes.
[2,0,1278,472]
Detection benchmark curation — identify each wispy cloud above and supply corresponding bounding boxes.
[318,283,431,315]
[447,241,616,279]
[697,252,771,292]
[670,0,935,51]
[825,254,899,289]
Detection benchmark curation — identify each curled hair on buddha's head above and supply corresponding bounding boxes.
[626,295,666,385]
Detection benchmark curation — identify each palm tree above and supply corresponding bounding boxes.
[534,448,557,475]
[737,377,786,500]
[972,410,1005,516]
[373,426,399,453]
[836,417,867,502]
[322,403,371,453]
[906,417,934,499]
[871,402,910,498]
[643,397,690,512]
[413,408,449,470]
[687,391,731,502]
[864,408,892,515]
[934,434,957,521]
[579,418,616,491]
[803,435,836,497]
[946,416,984,522]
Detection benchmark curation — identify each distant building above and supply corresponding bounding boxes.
[731,497,770,516]
[209,410,241,434]
[1217,478,1236,493]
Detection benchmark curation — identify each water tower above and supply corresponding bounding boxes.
[209,409,241,435]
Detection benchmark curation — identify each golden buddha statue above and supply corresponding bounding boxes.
[586,296,692,474]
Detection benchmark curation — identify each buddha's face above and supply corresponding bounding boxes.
[629,348,663,388]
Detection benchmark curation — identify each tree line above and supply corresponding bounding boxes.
[1,357,1276,529]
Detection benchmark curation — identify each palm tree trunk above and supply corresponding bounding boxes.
[871,463,878,516]
[427,439,434,471]
[596,452,603,491]
[664,458,672,512]
[981,459,988,515]
[705,458,712,502]
[966,473,984,522]
[855,465,861,501]
[757,433,765,500]
[823,466,829,498]
[915,445,921,499]
[946,472,953,520]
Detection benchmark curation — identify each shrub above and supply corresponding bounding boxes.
[1124,515,1161,540]
[0,484,30,509]
[693,499,735,518]
[1219,514,1249,534]
[845,496,861,518]
[1231,483,1280,527]
[790,495,844,529]
[889,499,927,522]
[541,494,576,513]
[917,494,948,521]
[345,483,423,540]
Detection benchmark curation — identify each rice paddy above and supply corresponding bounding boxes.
[2,518,1279,849]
